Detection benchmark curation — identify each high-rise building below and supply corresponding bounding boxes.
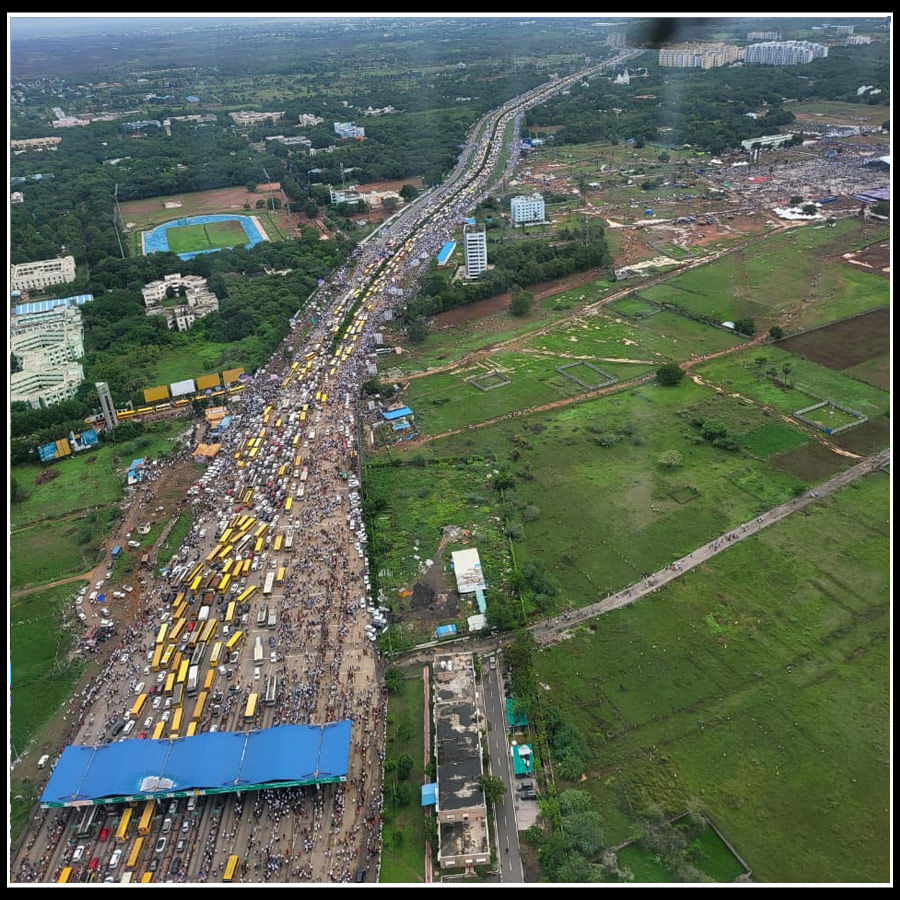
[510,192,545,225]
[464,224,487,279]
[744,41,828,66]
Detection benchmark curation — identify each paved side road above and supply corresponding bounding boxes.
[531,449,890,646]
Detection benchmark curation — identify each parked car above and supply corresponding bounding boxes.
[154,837,166,854]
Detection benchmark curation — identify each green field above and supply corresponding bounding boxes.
[380,673,428,884]
[11,516,108,592]
[533,474,889,883]
[164,219,250,254]
[695,346,890,423]
[10,420,186,528]
[637,220,889,332]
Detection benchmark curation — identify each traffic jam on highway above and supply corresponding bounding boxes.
[18,52,636,886]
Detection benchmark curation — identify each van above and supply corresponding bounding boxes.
[122,720,136,735]
[187,795,197,811]
[162,818,172,834]
[109,848,123,869]
[73,845,85,862]
[37,754,50,769]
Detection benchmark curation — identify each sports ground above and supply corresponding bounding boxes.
[141,214,269,260]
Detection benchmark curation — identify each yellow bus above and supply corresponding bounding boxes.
[292,434,300,448]
[203,668,215,692]
[236,585,258,605]
[184,564,204,586]
[192,691,208,721]
[241,558,253,577]
[174,601,188,621]
[57,867,73,883]
[321,393,327,406]
[201,619,217,644]
[172,683,184,708]
[152,721,166,741]
[130,694,148,719]
[258,427,267,440]
[225,631,243,653]
[248,446,260,461]
[206,545,224,565]
[254,537,264,554]
[190,573,204,592]
[165,672,176,695]
[244,693,259,720]
[273,534,283,552]
[224,854,240,882]
[218,543,235,561]
[138,800,155,836]
[155,624,169,646]
[225,601,236,624]
[115,808,133,843]
[222,559,234,576]
[263,406,272,425]
[169,619,187,644]
[186,721,198,737]
[220,527,234,546]
[209,641,224,669]
[177,660,189,685]
[170,708,183,735]
[254,522,269,539]
[151,645,164,673]
[294,453,303,467]
[127,837,144,870]
[140,872,153,883]
[218,573,232,595]
[285,497,293,512]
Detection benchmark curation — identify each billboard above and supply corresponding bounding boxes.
[196,372,221,391]
[39,442,59,463]
[56,438,72,458]
[170,378,196,398]
[144,384,171,404]
[222,367,245,384]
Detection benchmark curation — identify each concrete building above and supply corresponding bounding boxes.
[11,255,77,293]
[747,31,781,41]
[334,122,365,140]
[658,43,743,69]
[740,133,796,152]
[229,110,285,126]
[464,223,487,279]
[297,114,325,127]
[11,136,62,151]
[96,382,119,431]
[10,304,86,408]
[510,192,545,225]
[142,273,219,332]
[744,41,828,66]
[433,651,490,872]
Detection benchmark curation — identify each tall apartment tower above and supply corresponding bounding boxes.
[464,223,487,279]
[96,381,118,431]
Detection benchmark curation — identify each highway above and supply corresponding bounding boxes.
[12,51,638,885]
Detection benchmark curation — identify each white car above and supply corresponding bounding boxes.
[162,711,171,722]
[152,697,162,709]
[143,716,154,729]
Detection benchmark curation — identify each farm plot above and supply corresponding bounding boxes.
[778,308,889,391]
[534,474,889,883]
[694,347,890,425]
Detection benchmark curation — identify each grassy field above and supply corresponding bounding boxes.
[164,219,250,254]
[11,517,108,592]
[637,220,889,332]
[10,582,90,760]
[10,421,187,528]
[380,672,428,884]
[694,346,890,423]
[533,474,889,883]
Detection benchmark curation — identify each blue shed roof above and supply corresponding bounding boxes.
[382,407,413,421]
[40,722,352,807]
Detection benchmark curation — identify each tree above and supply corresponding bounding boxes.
[384,667,404,695]
[872,200,889,217]
[802,204,818,216]
[246,181,257,192]
[656,363,685,386]
[768,325,784,340]
[789,195,803,207]
[396,753,415,781]
[781,361,793,386]
[510,289,533,317]
[733,317,756,336]
[658,450,684,468]
[399,183,419,202]
[477,774,507,808]
[382,196,399,211]
[304,200,319,219]
[406,316,429,343]
[658,151,671,163]
[11,477,29,504]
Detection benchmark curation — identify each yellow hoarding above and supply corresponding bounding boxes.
[196,372,221,391]
[144,384,171,403]
[222,367,245,385]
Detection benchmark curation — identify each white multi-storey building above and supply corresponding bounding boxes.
[333,122,365,140]
[510,192,545,225]
[142,274,219,332]
[464,224,487,279]
[10,304,86,408]
[744,41,828,66]
[11,255,77,292]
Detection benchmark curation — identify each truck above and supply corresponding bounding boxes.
[111,546,122,561]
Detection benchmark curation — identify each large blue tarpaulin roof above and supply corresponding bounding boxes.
[14,294,94,317]
[40,722,351,807]
[382,407,413,421]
